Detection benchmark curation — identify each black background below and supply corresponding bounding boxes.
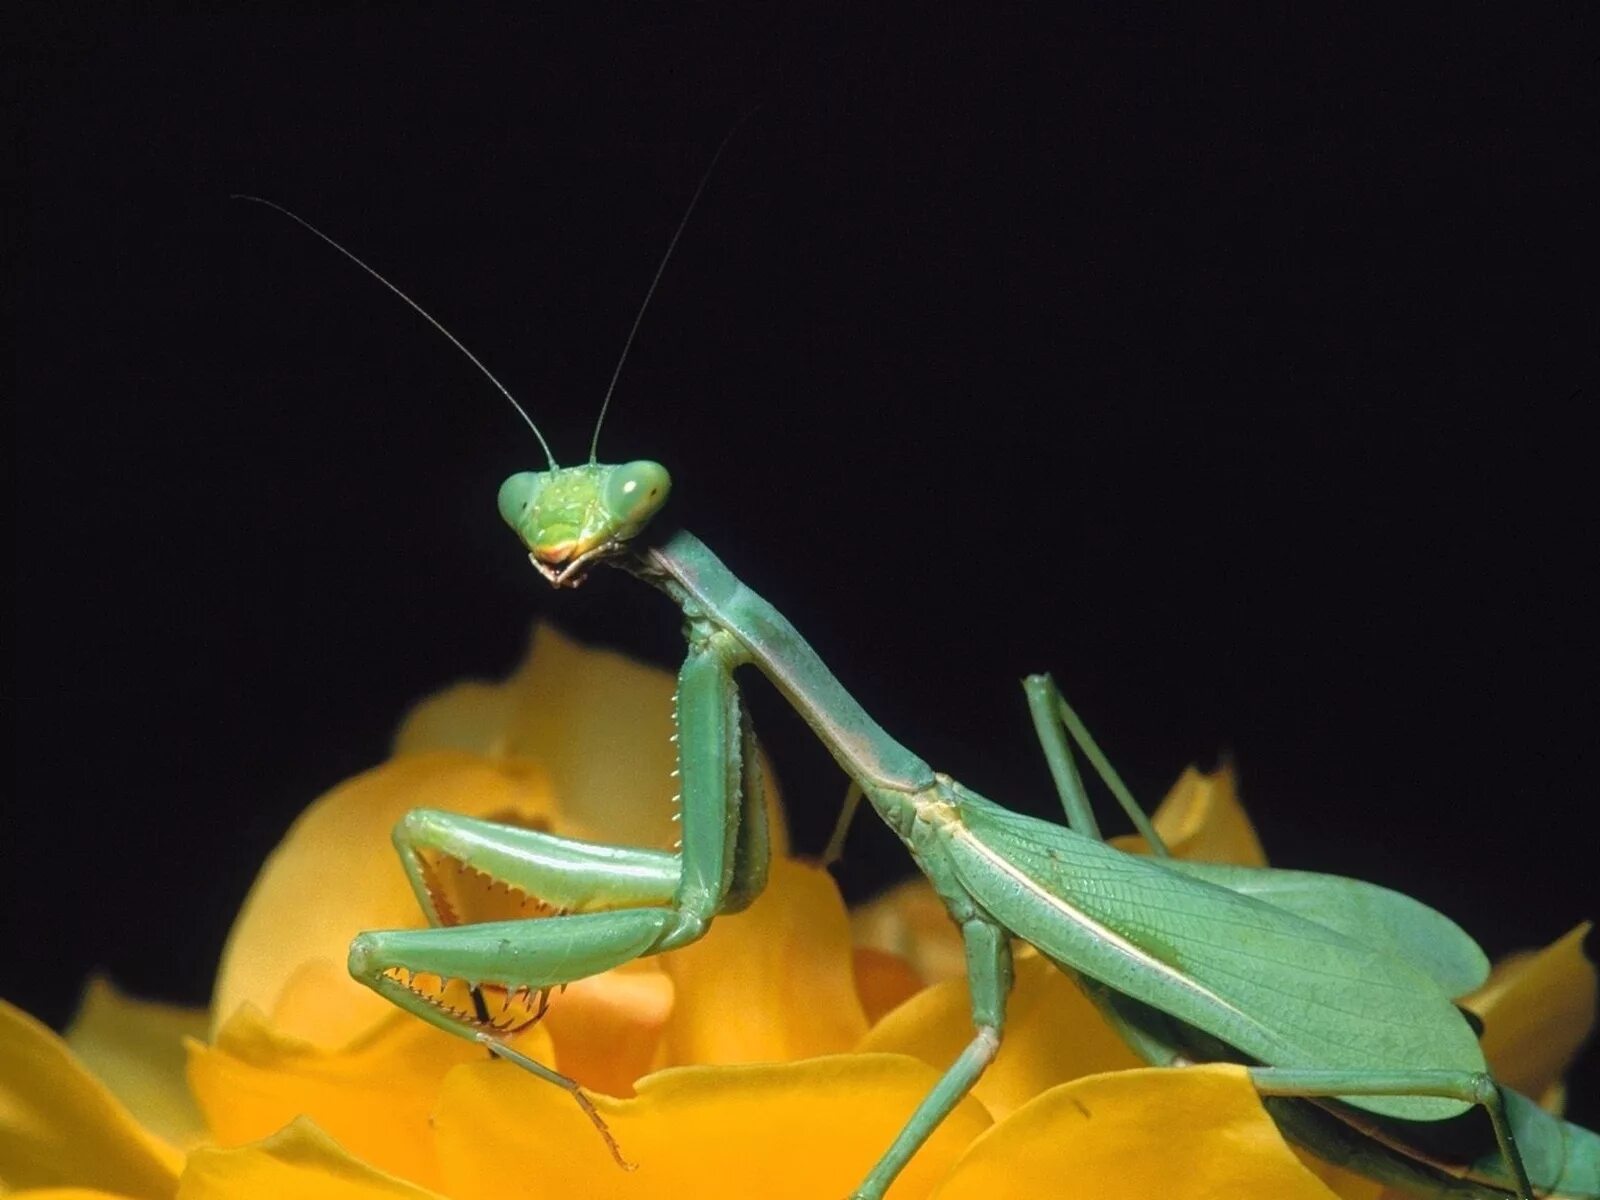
[13,7,1597,1122]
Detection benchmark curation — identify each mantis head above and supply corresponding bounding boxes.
[239,127,728,593]
[498,460,672,586]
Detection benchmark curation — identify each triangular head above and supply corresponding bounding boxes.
[498,460,672,586]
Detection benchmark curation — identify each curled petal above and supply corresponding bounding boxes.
[212,752,561,1047]
[1463,923,1597,1104]
[1111,763,1267,865]
[389,679,517,762]
[859,950,1143,1121]
[0,998,181,1197]
[935,1064,1340,1200]
[1293,1154,1386,1200]
[853,948,926,1026]
[175,1116,444,1200]
[543,967,675,1097]
[659,861,867,1065]
[187,1001,521,1191]
[852,879,968,985]
[434,1054,991,1200]
[65,978,209,1150]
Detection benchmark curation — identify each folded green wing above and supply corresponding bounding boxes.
[943,786,1485,1121]
[1157,860,1490,999]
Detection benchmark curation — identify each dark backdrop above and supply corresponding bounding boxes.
[14,7,1597,1121]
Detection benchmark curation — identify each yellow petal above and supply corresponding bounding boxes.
[187,1002,522,1191]
[853,948,926,1026]
[1111,763,1268,865]
[212,751,561,1046]
[851,878,968,985]
[389,679,517,760]
[1462,923,1596,1101]
[658,860,867,1064]
[0,998,182,1197]
[935,1064,1340,1200]
[859,949,1143,1121]
[1294,1153,1387,1200]
[543,966,676,1097]
[10,1191,144,1199]
[436,1054,990,1200]
[175,1116,444,1200]
[64,979,209,1150]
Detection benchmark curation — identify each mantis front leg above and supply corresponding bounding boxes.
[347,626,767,1148]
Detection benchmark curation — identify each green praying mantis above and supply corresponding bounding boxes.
[239,174,1599,1199]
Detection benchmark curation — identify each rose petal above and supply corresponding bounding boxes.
[853,948,926,1026]
[859,949,1143,1121]
[394,625,673,846]
[212,751,561,1046]
[8,1190,144,1199]
[435,1054,990,1199]
[1292,1152,1387,1200]
[658,860,867,1065]
[389,679,517,761]
[64,979,209,1150]
[935,1064,1340,1199]
[1111,763,1267,865]
[0,998,182,1197]
[543,966,675,1097]
[175,1116,444,1200]
[1462,923,1596,1101]
[852,879,969,985]
[187,1001,523,1190]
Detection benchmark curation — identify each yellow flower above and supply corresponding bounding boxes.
[1,627,1593,1199]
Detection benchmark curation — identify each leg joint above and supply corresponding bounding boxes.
[1469,1072,1501,1110]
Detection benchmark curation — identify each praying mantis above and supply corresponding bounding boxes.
[238,178,1599,1198]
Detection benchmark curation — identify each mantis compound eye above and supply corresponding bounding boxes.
[603,460,672,529]
[497,471,546,528]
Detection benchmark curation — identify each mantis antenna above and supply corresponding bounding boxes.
[232,194,560,470]
[586,114,753,464]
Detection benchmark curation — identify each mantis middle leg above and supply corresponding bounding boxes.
[852,915,1013,1200]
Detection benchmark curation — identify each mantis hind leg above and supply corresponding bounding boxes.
[1249,1067,1536,1200]
[1023,673,1170,855]
[852,917,1013,1200]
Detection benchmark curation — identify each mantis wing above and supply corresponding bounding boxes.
[1156,860,1491,998]
[943,786,1485,1121]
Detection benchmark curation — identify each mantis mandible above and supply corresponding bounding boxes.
[238,164,1599,1199]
